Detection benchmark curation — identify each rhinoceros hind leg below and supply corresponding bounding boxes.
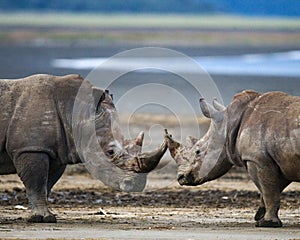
[27,213,57,223]
[246,160,290,228]
[43,214,57,223]
[254,206,266,221]
[15,152,56,223]
[27,214,43,223]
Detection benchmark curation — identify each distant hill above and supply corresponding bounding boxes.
[0,0,299,17]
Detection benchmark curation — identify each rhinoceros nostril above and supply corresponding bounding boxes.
[177,174,185,185]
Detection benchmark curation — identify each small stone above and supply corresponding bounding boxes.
[14,205,27,210]
[96,208,107,215]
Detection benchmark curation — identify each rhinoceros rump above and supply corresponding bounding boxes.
[165,90,300,227]
[0,74,166,223]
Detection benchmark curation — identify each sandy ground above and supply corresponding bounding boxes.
[1,164,300,240]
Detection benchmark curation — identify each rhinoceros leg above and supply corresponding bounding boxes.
[246,161,290,227]
[15,152,56,223]
[254,179,290,222]
[254,197,266,221]
[47,162,66,195]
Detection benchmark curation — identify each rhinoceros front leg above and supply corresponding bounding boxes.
[246,160,290,227]
[15,152,56,223]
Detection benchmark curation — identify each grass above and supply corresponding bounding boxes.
[0,12,300,30]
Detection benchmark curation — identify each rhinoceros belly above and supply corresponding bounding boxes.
[0,150,16,174]
[271,128,300,181]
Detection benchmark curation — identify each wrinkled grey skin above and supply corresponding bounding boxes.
[165,90,300,227]
[0,74,167,223]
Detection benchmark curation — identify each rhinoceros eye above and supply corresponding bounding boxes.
[96,105,102,114]
[107,149,115,157]
[195,149,201,155]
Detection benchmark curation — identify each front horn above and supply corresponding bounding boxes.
[134,140,167,173]
[164,129,182,159]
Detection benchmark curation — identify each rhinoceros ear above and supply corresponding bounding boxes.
[105,89,113,99]
[92,87,105,113]
[213,98,226,111]
[199,98,223,121]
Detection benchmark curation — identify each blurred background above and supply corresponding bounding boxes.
[0,0,299,150]
[1,1,299,95]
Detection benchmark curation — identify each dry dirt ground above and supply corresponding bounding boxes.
[1,164,300,240]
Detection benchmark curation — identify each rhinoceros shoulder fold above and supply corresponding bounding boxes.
[225,90,261,166]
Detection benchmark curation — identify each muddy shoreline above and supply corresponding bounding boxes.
[1,166,300,239]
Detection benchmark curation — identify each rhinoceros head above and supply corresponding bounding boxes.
[165,98,232,186]
[95,91,167,174]
[73,81,167,192]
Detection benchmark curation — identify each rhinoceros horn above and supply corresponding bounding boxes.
[133,140,168,173]
[164,129,183,161]
[115,131,167,173]
[134,131,144,146]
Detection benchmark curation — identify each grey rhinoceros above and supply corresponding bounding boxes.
[165,90,300,227]
[0,74,167,223]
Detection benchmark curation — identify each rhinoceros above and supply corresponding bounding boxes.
[165,90,300,227]
[0,74,167,223]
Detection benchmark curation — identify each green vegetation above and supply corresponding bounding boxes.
[0,12,300,30]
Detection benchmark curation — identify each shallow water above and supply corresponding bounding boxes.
[52,50,300,77]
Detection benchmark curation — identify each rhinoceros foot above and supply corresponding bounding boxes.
[254,207,266,221]
[43,214,57,223]
[255,218,282,228]
[27,214,43,223]
[27,214,57,223]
